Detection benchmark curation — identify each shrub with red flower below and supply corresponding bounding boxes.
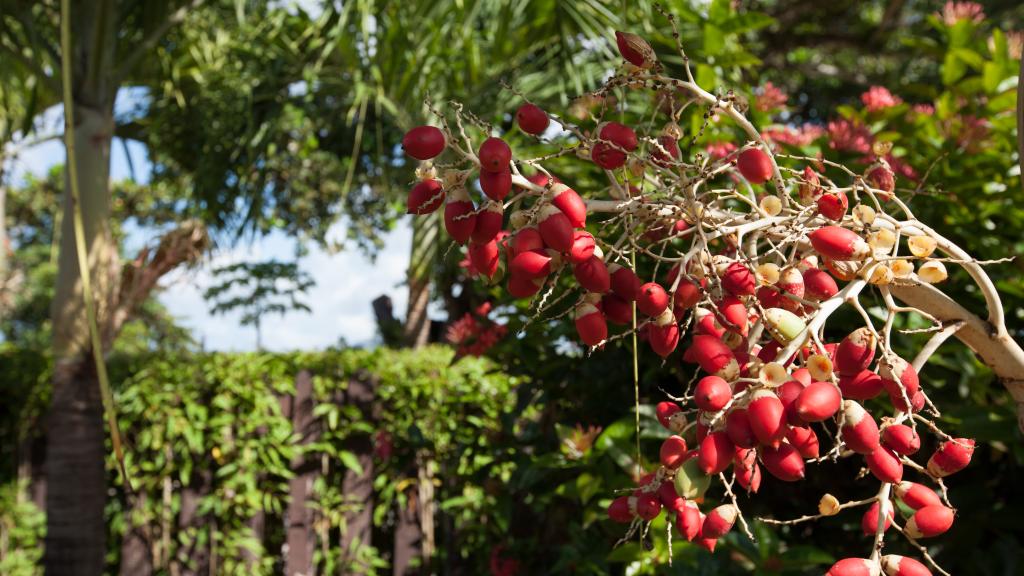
[939,1,984,26]
[861,86,903,111]
[446,301,508,357]
[827,118,874,154]
[755,81,788,112]
[489,546,520,576]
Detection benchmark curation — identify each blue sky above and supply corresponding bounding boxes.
[8,100,413,351]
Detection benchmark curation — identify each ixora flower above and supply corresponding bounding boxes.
[861,86,903,111]
[939,1,985,26]
[827,118,874,154]
[755,82,788,112]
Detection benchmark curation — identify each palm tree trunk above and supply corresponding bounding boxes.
[46,101,116,576]
[45,358,107,576]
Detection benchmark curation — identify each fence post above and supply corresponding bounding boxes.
[284,369,318,576]
[339,373,376,573]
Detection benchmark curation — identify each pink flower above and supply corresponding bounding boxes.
[755,82,788,112]
[911,103,936,116]
[705,141,737,159]
[885,154,919,182]
[939,2,984,26]
[827,119,874,154]
[762,124,826,148]
[861,86,903,111]
[446,306,508,357]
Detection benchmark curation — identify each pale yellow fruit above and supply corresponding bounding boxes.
[818,493,841,516]
[908,235,937,258]
[807,354,833,381]
[757,263,781,285]
[852,204,876,226]
[918,260,948,284]
[760,195,783,216]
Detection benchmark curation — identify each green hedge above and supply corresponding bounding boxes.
[0,346,524,575]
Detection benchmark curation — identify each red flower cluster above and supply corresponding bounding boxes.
[861,86,903,111]
[755,82,788,112]
[446,302,508,357]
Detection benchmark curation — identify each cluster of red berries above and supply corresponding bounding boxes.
[400,26,974,576]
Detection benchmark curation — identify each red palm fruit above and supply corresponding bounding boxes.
[694,376,732,412]
[795,381,842,422]
[591,140,627,170]
[761,442,806,481]
[809,226,871,261]
[675,279,702,310]
[651,134,681,167]
[660,435,689,469]
[910,391,926,413]
[698,431,734,475]
[756,285,785,309]
[516,103,549,135]
[632,492,662,521]
[882,424,921,456]
[734,448,762,492]
[688,335,740,379]
[841,400,880,454]
[479,167,512,201]
[675,500,702,541]
[817,190,849,221]
[722,262,756,296]
[568,231,596,264]
[507,272,543,298]
[777,267,806,311]
[408,179,445,214]
[748,390,787,447]
[478,137,512,172]
[866,165,896,200]
[468,240,500,279]
[574,302,607,346]
[472,201,504,243]
[604,121,639,149]
[658,481,684,513]
[511,227,544,257]
[798,166,821,203]
[737,148,773,184]
[881,555,932,576]
[777,379,807,426]
[402,126,446,160]
[905,505,954,538]
[444,188,477,244]
[637,282,669,316]
[510,251,551,279]
[656,402,687,433]
[803,267,839,302]
[695,422,709,443]
[836,328,877,376]
[827,558,879,576]
[879,356,920,412]
[861,500,894,535]
[550,183,586,228]
[701,505,737,539]
[574,256,610,293]
[839,369,885,401]
[715,295,748,335]
[648,315,680,358]
[927,438,975,477]
[607,496,633,523]
[615,31,656,69]
[697,536,718,552]
[726,409,756,448]
[792,367,813,386]
[695,311,726,339]
[786,425,820,459]
[865,446,903,483]
[608,264,642,301]
[894,481,942,510]
[537,205,573,252]
[603,293,633,325]
[592,122,638,170]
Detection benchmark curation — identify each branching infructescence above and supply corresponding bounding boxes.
[399,23,1024,576]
